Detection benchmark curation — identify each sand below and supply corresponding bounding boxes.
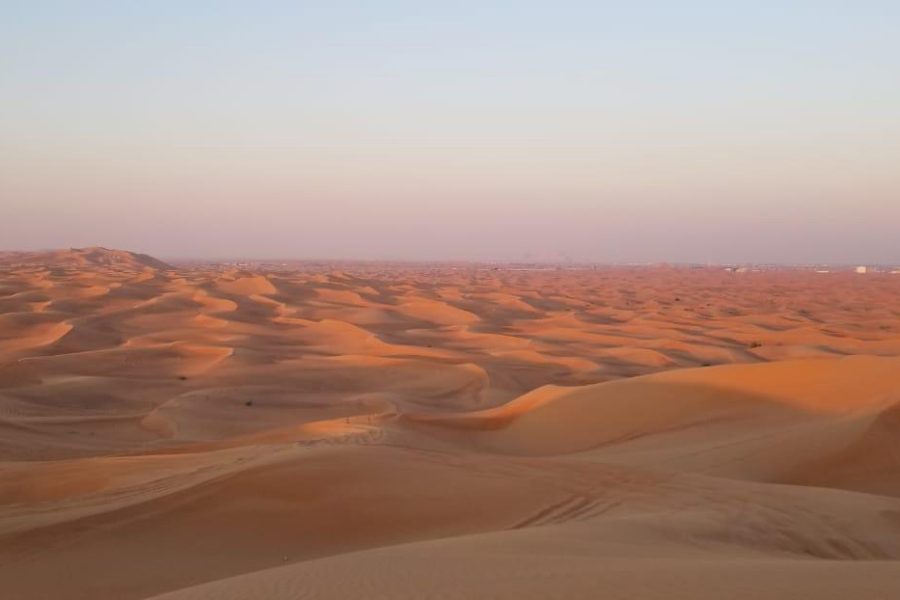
[1,250,899,599]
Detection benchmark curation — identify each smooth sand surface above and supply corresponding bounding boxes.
[2,251,900,599]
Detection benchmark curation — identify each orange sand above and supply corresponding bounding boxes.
[1,249,899,599]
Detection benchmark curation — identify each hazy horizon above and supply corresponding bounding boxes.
[4,2,899,264]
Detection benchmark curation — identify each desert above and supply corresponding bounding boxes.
[1,248,899,599]
[5,1,900,597]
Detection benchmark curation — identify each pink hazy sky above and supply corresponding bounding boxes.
[3,2,899,263]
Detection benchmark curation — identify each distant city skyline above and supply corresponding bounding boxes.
[3,2,899,263]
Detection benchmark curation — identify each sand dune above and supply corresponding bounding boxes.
[1,256,899,598]
[0,247,173,271]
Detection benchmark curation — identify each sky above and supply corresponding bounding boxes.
[2,1,899,263]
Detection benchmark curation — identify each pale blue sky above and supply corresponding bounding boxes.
[2,1,899,262]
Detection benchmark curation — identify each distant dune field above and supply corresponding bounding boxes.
[1,249,900,599]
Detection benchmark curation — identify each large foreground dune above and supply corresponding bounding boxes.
[1,251,899,599]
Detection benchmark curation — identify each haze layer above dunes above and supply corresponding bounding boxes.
[1,253,899,599]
